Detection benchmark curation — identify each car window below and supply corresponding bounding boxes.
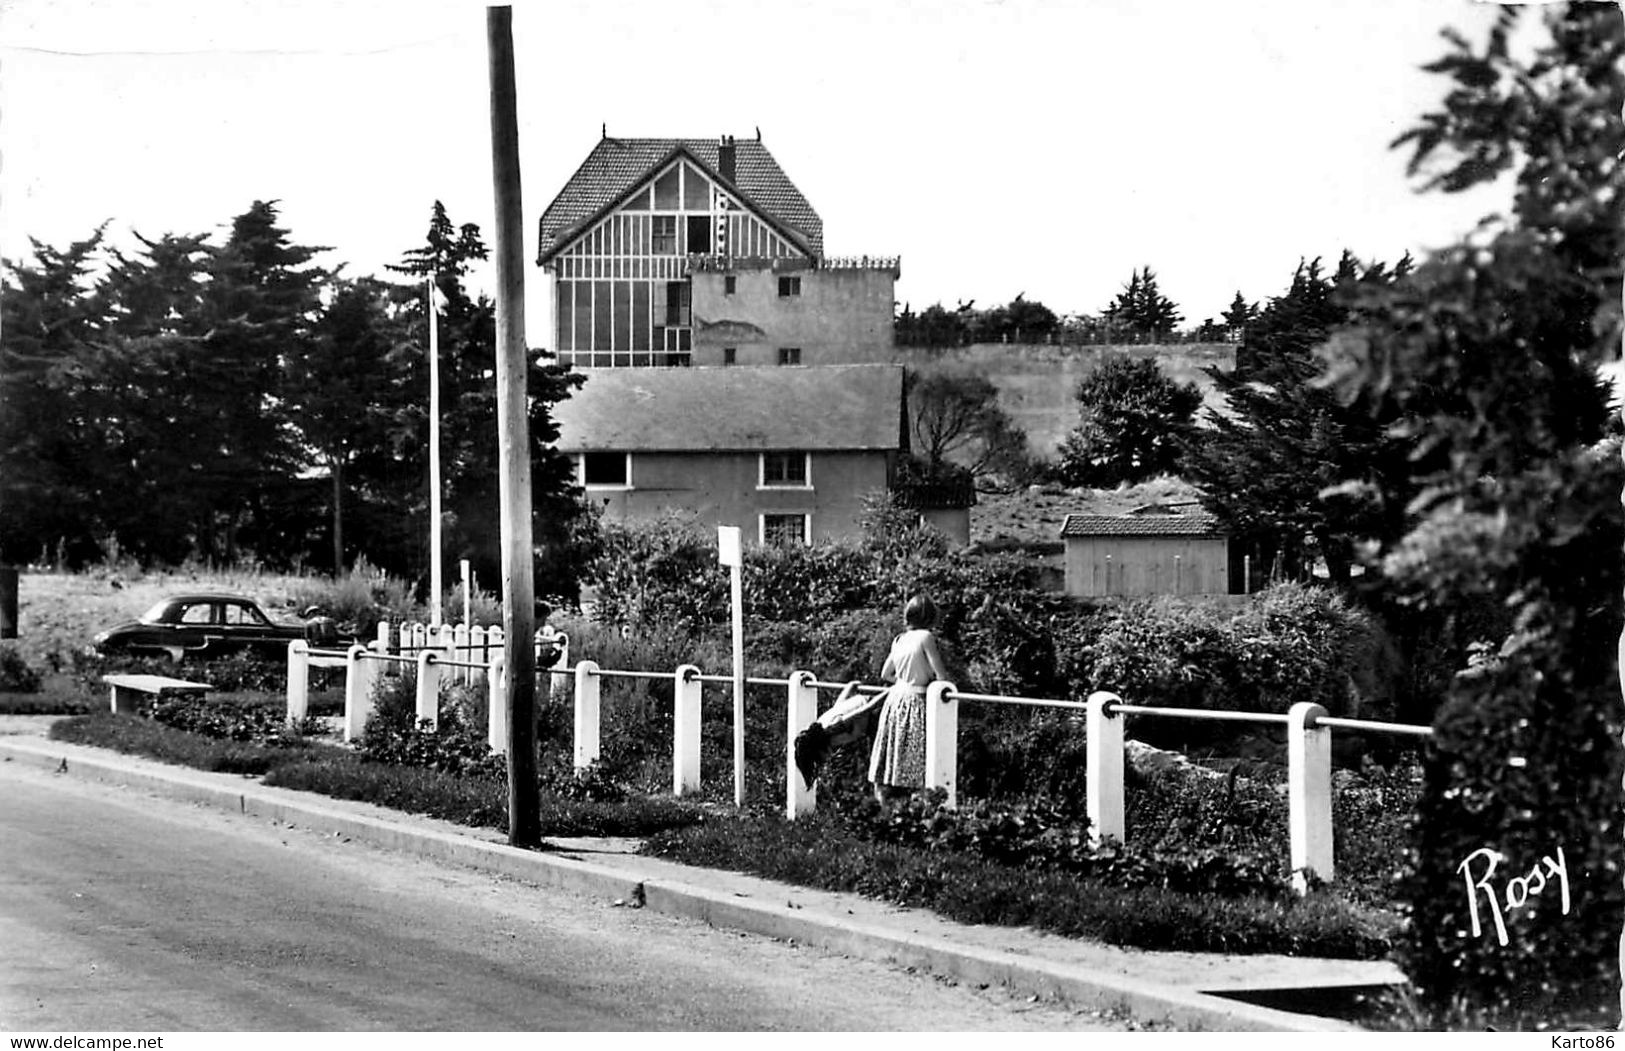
[178,603,216,625]
[223,603,268,626]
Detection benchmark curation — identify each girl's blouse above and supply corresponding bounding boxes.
[888,629,937,688]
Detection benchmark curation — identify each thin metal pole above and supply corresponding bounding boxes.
[487,4,538,848]
[428,273,443,628]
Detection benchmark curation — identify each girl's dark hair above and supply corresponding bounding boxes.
[904,594,937,630]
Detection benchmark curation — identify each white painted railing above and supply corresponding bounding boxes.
[376,621,569,693]
[286,638,522,753]
[569,663,1433,892]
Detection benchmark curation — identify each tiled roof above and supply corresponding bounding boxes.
[1059,512,1226,538]
[537,136,824,263]
[553,364,903,452]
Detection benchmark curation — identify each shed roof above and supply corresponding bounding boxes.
[537,136,823,263]
[1059,512,1226,539]
[553,365,904,453]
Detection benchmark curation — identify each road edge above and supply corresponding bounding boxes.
[0,736,1368,1033]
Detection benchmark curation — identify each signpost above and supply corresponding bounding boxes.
[718,525,745,805]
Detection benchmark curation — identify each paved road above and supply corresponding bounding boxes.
[0,759,1129,1032]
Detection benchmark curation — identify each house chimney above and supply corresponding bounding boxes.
[718,135,736,185]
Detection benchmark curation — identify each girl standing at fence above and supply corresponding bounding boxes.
[868,594,950,807]
[791,594,951,804]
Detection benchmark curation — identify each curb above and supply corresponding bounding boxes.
[0,737,1366,1032]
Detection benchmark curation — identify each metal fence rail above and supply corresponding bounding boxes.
[291,643,1435,897]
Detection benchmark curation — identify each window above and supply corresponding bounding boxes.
[724,275,737,295]
[581,452,630,488]
[760,451,809,488]
[777,347,801,366]
[778,275,801,297]
[686,215,711,254]
[224,602,267,626]
[179,603,215,625]
[723,347,737,365]
[762,513,809,546]
[665,281,691,326]
[652,216,677,255]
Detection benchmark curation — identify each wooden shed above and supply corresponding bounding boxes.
[1060,506,1230,597]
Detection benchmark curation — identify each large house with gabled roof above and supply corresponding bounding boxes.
[552,364,907,544]
[536,132,898,369]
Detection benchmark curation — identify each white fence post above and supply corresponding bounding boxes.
[343,644,376,742]
[1086,691,1126,846]
[375,620,390,654]
[286,639,310,726]
[923,680,958,808]
[674,664,703,797]
[1289,701,1334,893]
[453,623,471,685]
[786,670,818,819]
[487,652,508,754]
[470,625,490,685]
[372,627,395,677]
[574,660,601,772]
[415,651,441,731]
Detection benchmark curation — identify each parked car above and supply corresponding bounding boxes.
[90,593,346,662]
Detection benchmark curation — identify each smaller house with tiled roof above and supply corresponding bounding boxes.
[537,131,897,369]
[1059,504,1230,597]
[553,364,908,544]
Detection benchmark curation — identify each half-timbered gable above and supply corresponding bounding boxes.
[538,135,828,368]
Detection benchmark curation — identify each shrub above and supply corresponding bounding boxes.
[147,692,316,745]
[584,515,729,635]
[1075,584,1396,723]
[359,671,506,779]
[1396,647,1625,1021]
[50,711,311,775]
[0,644,42,693]
[643,801,1392,958]
[284,556,413,631]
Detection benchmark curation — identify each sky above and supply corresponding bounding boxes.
[0,0,1526,340]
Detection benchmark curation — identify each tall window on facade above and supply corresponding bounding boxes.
[761,451,809,488]
[777,347,801,366]
[581,452,629,487]
[762,513,809,546]
[724,275,737,295]
[723,347,737,365]
[778,275,802,297]
[665,281,691,326]
[652,216,677,255]
[686,216,711,254]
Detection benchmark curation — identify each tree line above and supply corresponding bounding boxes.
[895,265,1252,347]
[0,200,590,600]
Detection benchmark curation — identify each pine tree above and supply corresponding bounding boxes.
[1182,255,1412,585]
[1102,266,1183,342]
[0,231,109,565]
[383,202,587,608]
[190,200,332,562]
[1220,290,1257,341]
[286,277,409,574]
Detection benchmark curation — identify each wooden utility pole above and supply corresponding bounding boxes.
[486,4,539,847]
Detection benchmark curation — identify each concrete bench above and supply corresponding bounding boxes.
[103,673,214,715]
